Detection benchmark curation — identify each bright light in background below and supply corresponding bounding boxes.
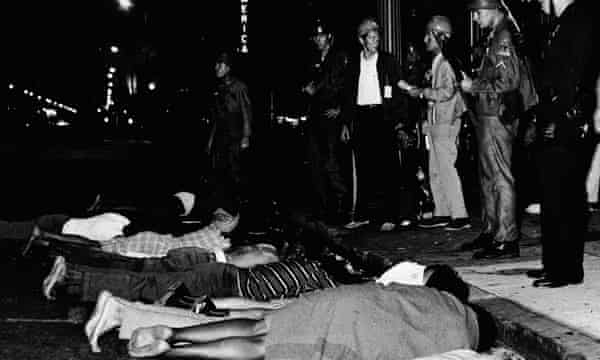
[42,108,58,117]
[104,117,110,123]
[9,83,14,89]
[108,82,114,87]
[117,0,133,11]
[148,81,156,91]
[107,73,114,79]
[109,67,116,73]
[127,117,134,125]
[110,46,120,54]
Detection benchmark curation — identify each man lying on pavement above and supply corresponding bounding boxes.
[83,264,496,360]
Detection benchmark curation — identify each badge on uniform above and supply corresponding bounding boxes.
[384,85,392,99]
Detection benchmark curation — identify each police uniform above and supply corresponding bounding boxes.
[305,45,349,222]
[210,75,252,214]
[470,18,521,255]
[533,0,597,287]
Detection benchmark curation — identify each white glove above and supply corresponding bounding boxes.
[62,212,130,241]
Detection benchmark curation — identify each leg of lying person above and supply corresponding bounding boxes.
[129,326,266,359]
[84,290,270,352]
[43,255,240,302]
[51,246,217,273]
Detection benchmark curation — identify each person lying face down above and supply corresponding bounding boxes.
[84,262,496,360]
[41,243,335,303]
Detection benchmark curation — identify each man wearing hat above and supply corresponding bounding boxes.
[459,0,522,259]
[341,17,412,231]
[400,16,471,232]
[302,21,349,224]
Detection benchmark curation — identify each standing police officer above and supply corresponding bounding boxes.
[525,0,597,287]
[460,0,522,259]
[302,21,349,224]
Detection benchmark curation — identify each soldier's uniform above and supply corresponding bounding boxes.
[470,18,522,251]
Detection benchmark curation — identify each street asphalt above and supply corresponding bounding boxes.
[1,139,598,359]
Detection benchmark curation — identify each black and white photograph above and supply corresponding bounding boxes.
[3,0,599,359]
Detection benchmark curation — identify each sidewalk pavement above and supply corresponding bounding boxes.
[335,212,600,360]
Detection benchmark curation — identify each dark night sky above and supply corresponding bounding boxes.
[8,0,545,117]
[8,1,376,113]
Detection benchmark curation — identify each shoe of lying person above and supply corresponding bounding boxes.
[444,218,472,231]
[42,256,67,300]
[157,282,230,317]
[128,325,174,358]
[417,216,450,229]
[85,290,123,353]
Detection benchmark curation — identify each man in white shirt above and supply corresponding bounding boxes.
[342,18,413,231]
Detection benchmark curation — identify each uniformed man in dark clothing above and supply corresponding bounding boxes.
[302,22,348,224]
[460,0,522,259]
[524,0,597,287]
[207,52,252,216]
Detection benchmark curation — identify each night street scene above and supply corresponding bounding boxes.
[3,0,599,359]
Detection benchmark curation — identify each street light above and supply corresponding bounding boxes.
[117,0,133,11]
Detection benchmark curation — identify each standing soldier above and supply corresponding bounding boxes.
[524,0,596,287]
[302,21,348,224]
[460,0,522,259]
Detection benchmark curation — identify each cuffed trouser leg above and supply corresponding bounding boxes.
[429,122,468,219]
[76,262,239,302]
[475,116,518,243]
[56,247,215,272]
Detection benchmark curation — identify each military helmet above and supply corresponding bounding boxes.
[468,0,502,10]
[311,20,332,37]
[427,16,452,37]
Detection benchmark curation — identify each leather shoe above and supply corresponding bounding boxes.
[459,233,493,251]
[473,241,520,260]
[532,276,583,288]
[526,268,547,279]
